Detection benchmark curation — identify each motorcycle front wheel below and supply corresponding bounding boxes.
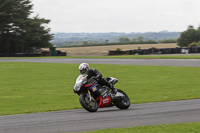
[79,93,98,112]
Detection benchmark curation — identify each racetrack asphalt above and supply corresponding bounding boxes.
[0,58,200,133]
[0,58,200,67]
[1,99,200,133]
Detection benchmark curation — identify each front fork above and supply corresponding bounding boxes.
[88,90,95,102]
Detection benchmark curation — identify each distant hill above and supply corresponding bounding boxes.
[51,31,180,47]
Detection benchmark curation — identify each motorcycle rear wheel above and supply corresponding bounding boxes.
[79,93,98,112]
[114,89,130,109]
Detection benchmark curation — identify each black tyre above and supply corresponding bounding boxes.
[114,89,130,109]
[79,93,98,112]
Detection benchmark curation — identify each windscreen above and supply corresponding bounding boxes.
[73,75,87,91]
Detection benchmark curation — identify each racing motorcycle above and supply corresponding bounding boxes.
[73,75,130,112]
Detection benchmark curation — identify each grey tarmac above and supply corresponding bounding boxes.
[0,99,200,133]
[0,58,200,67]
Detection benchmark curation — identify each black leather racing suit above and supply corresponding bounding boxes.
[87,68,113,89]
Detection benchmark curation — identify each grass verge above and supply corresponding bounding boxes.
[73,122,200,133]
[0,62,200,115]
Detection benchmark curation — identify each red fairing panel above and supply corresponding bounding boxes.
[96,96,111,108]
[84,84,95,87]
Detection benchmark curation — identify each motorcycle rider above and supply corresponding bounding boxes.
[78,63,117,94]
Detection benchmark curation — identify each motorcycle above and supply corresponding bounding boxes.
[73,74,130,112]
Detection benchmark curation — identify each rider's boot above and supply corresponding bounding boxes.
[102,78,117,94]
[110,85,117,94]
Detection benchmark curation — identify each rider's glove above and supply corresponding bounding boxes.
[89,77,97,84]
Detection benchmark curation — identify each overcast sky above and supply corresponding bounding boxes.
[31,0,200,33]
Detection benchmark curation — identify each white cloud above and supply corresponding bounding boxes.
[31,0,200,33]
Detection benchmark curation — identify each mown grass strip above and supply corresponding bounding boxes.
[0,62,200,115]
[74,122,200,133]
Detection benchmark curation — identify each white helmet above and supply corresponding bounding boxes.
[79,63,89,75]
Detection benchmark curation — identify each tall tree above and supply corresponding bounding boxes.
[0,0,52,53]
[196,26,200,42]
[178,25,197,47]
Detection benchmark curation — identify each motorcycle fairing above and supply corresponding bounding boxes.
[73,74,88,92]
[88,84,99,92]
[96,95,112,108]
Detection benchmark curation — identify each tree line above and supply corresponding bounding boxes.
[118,36,177,44]
[118,27,200,48]
[0,0,52,54]
[178,25,200,47]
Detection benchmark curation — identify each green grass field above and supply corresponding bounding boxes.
[0,62,200,116]
[74,122,200,133]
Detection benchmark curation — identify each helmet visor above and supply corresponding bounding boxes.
[80,69,86,74]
